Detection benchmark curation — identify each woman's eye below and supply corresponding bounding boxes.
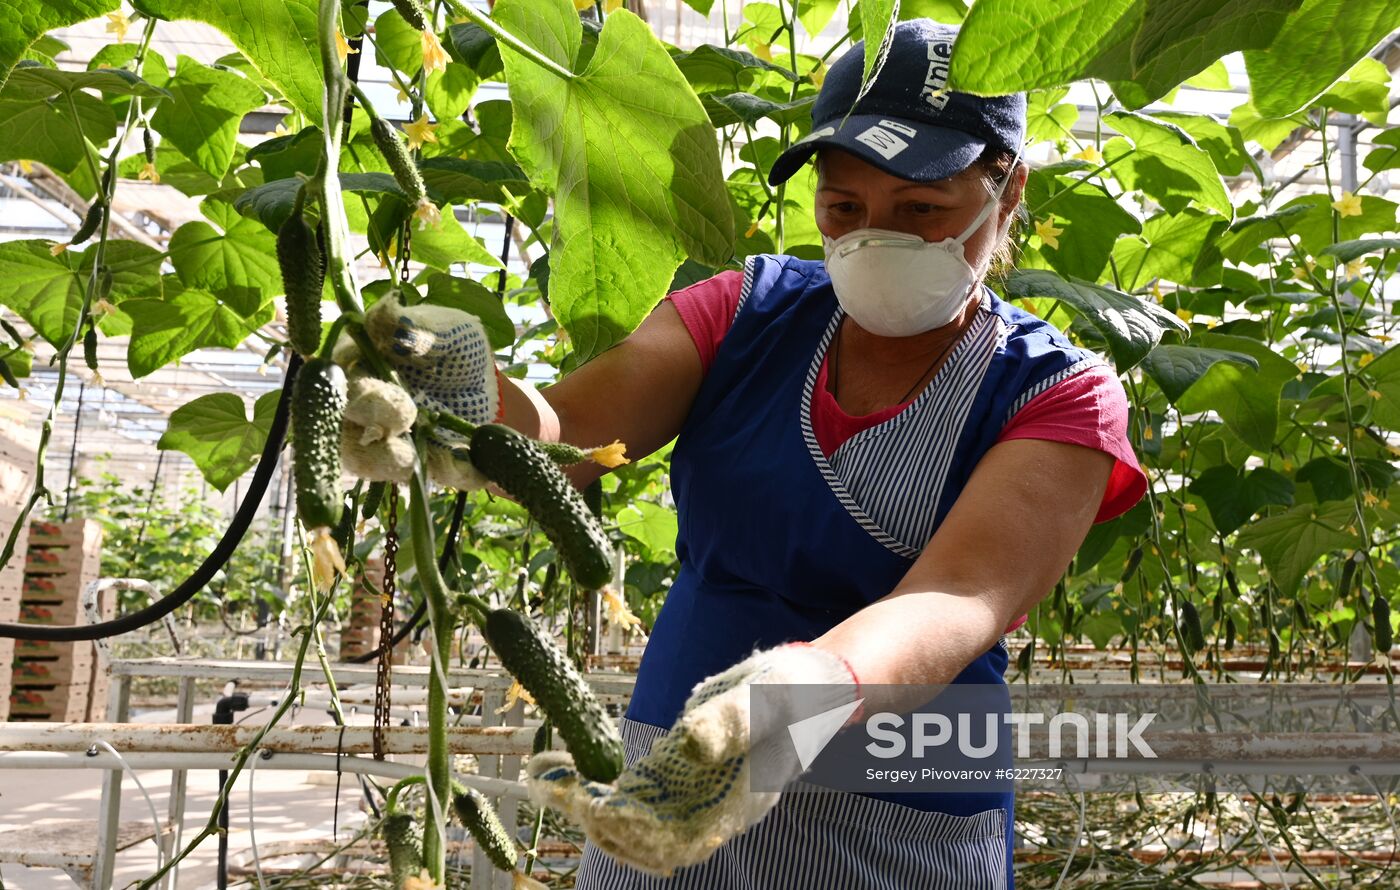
[828,201,859,214]
[906,202,940,214]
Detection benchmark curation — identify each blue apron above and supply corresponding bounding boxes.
[577,255,1104,889]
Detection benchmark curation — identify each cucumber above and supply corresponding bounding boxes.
[1181,600,1206,653]
[469,424,613,590]
[292,358,347,530]
[451,783,516,873]
[391,0,429,30]
[83,325,98,372]
[482,608,623,783]
[277,203,325,357]
[370,118,427,207]
[361,480,386,521]
[1374,592,1393,654]
[380,812,423,887]
[69,201,103,246]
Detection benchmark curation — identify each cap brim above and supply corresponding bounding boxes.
[767,114,986,187]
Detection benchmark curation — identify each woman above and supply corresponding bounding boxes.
[434,17,1143,889]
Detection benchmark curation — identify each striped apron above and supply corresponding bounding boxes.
[577,255,1102,889]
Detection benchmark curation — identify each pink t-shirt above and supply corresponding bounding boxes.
[667,271,1148,634]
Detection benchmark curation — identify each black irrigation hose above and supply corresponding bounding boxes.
[348,491,468,663]
[0,355,302,642]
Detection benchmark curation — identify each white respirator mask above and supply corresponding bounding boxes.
[821,144,1023,338]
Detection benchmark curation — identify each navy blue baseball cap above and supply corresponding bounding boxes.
[767,19,1026,186]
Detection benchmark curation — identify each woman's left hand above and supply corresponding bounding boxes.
[524,642,858,876]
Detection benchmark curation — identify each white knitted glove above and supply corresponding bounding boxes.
[338,291,504,489]
[525,643,860,877]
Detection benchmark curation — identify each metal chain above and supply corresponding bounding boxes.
[373,485,400,761]
[398,218,412,285]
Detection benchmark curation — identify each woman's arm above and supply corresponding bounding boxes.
[496,301,705,487]
[812,438,1115,705]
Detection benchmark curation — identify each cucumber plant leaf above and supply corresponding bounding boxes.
[167,201,281,316]
[1237,501,1362,597]
[158,391,280,491]
[124,282,273,378]
[948,0,1139,94]
[1105,112,1232,219]
[1188,465,1295,537]
[1005,269,1187,372]
[135,0,323,124]
[495,0,735,362]
[1176,333,1298,452]
[0,79,115,172]
[1142,344,1258,403]
[151,55,266,179]
[0,0,118,91]
[1244,0,1400,118]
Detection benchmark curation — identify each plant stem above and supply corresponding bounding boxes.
[406,458,456,882]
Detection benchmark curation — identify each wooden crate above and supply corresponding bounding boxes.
[11,652,95,686]
[8,681,91,721]
[0,499,29,723]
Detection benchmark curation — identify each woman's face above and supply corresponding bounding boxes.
[814,147,1025,272]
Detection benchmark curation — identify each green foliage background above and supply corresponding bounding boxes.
[0,0,1397,681]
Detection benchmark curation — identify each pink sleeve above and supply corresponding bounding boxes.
[998,365,1147,636]
[997,364,1148,524]
[665,270,745,375]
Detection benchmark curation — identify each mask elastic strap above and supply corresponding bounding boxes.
[954,139,1026,247]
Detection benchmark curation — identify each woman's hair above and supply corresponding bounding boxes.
[972,146,1026,282]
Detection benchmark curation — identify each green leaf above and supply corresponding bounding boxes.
[1319,238,1400,263]
[1237,501,1361,596]
[119,142,253,196]
[1025,88,1078,144]
[0,82,115,172]
[0,0,118,91]
[858,0,899,86]
[1274,194,1399,258]
[444,23,504,80]
[124,283,269,377]
[1,64,169,100]
[1176,333,1298,452]
[1363,128,1400,174]
[1244,0,1399,118]
[374,7,423,77]
[1215,204,1315,263]
[617,501,679,556]
[1314,58,1391,123]
[1227,100,1302,153]
[1188,465,1295,536]
[151,55,266,179]
[158,391,280,491]
[409,209,505,272]
[419,157,531,204]
[701,92,815,128]
[797,0,841,35]
[235,173,404,231]
[1112,208,1227,290]
[1184,59,1231,91]
[425,63,479,121]
[1115,0,1302,109]
[673,44,799,94]
[1105,111,1232,219]
[1029,178,1140,282]
[245,126,322,182]
[495,0,735,362]
[424,272,515,349]
[136,0,322,123]
[1004,269,1187,372]
[1142,344,1258,402]
[167,201,280,316]
[948,0,1139,93]
[1152,112,1249,178]
[900,0,967,22]
[0,240,87,348]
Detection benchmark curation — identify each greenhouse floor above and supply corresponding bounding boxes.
[0,701,380,889]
